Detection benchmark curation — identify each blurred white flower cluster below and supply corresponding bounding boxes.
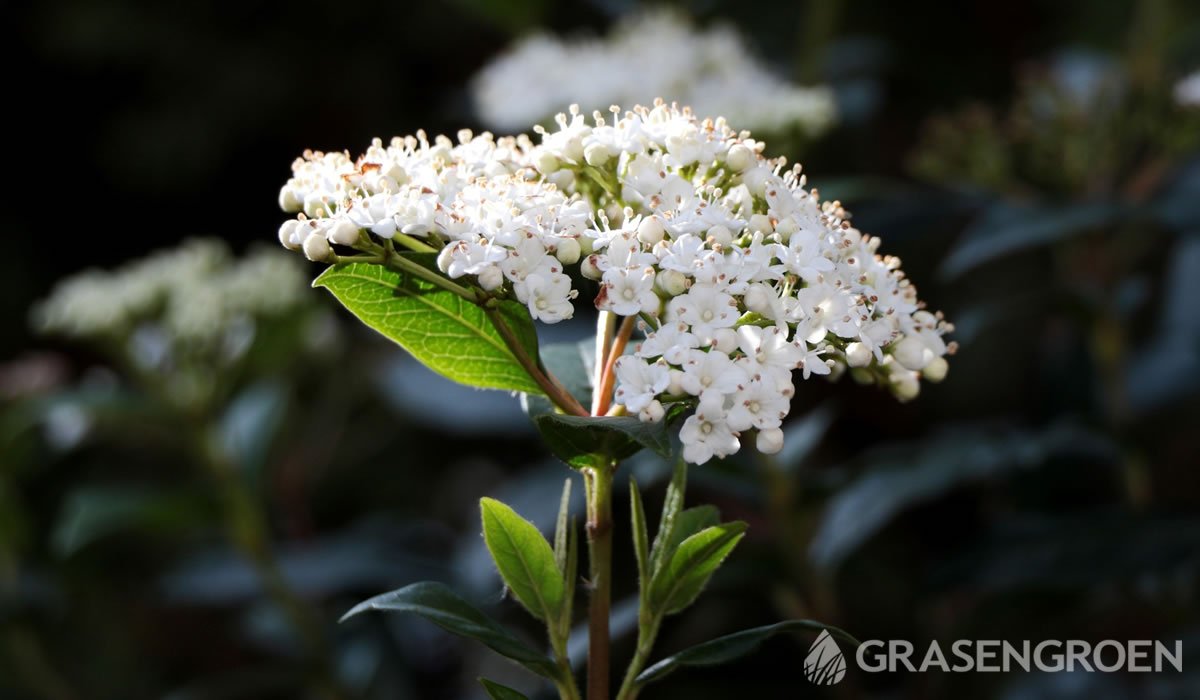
[470,10,836,137]
[276,102,952,464]
[34,240,309,352]
[1176,70,1200,107]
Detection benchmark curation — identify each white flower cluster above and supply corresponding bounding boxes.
[471,9,836,138]
[275,102,953,465]
[1176,70,1200,108]
[34,240,308,347]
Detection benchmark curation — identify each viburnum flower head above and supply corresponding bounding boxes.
[274,101,954,465]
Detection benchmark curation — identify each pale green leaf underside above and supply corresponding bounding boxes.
[314,260,542,394]
[480,498,565,622]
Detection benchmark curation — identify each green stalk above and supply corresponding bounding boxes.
[583,463,616,700]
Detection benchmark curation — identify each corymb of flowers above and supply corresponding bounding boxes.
[276,101,955,465]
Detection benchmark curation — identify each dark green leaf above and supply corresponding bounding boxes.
[940,200,1128,280]
[478,678,530,700]
[340,581,559,680]
[635,620,861,686]
[531,414,671,470]
[218,380,288,476]
[313,258,542,394]
[650,522,747,615]
[647,459,687,578]
[630,478,649,591]
[480,498,564,622]
[52,486,212,557]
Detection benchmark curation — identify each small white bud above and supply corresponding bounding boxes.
[655,269,688,297]
[749,214,773,235]
[555,237,582,265]
[436,244,455,274]
[743,284,775,316]
[890,370,921,402]
[581,254,604,281]
[639,400,665,424]
[328,220,361,246]
[892,336,931,371]
[922,356,948,383]
[302,233,332,262]
[302,193,327,219]
[756,427,784,454]
[773,216,798,241]
[637,216,666,245]
[743,166,771,197]
[667,369,687,397]
[708,225,734,248]
[578,236,596,256]
[278,186,303,213]
[534,150,560,174]
[584,142,611,167]
[713,328,738,354]
[844,342,872,368]
[278,220,303,250]
[477,266,504,291]
[726,143,755,172]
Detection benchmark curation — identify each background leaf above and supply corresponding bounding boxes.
[340,581,560,680]
[634,620,861,686]
[478,678,531,700]
[314,258,542,394]
[480,498,565,623]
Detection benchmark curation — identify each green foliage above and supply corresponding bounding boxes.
[340,581,561,680]
[314,257,543,394]
[635,620,861,686]
[649,522,747,615]
[480,497,565,624]
[478,678,531,700]
[531,414,672,470]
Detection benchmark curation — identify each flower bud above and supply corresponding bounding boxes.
[584,142,611,167]
[278,220,303,250]
[922,356,948,383]
[303,193,327,219]
[749,214,773,235]
[578,235,595,256]
[436,243,455,274]
[892,335,931,371]
[773,216,798,242]
[708,225,734,248]
[581,254,604,281]
[756,427,784,454]
[534,150,560,174]
[844,341,871,368]
[726,143,755,172]
[637,216,666,245]
[328,219,361,246]
[639,400,665,424]
[743,284,775,316]
[477,266,504,291]
[713,328,738,354]
[890,369,920,402]
[743,166,771,197]
[555,237,582,265]
[655,269,688,296]
[667,369,687,397]
[278,185,303,213]
[302,233,332,262]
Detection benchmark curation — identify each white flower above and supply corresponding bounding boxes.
[668,285,738,343]
[520,273,575,323]
[725,378,790,432]
[636,322,698,365]
[600,266,660,316]
[680,348,748,398]
[613,357,671,413]
[736,326,804,383]
[679,397,740,465]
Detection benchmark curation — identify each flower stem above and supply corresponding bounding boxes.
[382,249,478,303]
[595,315,637,416]
[583,463,616,700]
[484,306,589,417]
[593,312,617,415]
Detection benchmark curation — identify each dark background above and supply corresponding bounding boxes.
[3,0,1199,698]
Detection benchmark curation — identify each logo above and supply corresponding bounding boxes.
[804,629,847,685]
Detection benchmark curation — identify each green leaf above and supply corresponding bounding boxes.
[630,478,649,592]
[552,479,577,642]
[532,414,671,470]
[480,498,565,623]
[650,522,747,615]
[52,486,212,557]
[340,581,560,680]
[647,459,687,578]
[635,620,861,686]
[940,200,1128,280]
[478,678,530,700]
[660,506,721,562]
[553,478,572,574]
[313,258,542,394]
